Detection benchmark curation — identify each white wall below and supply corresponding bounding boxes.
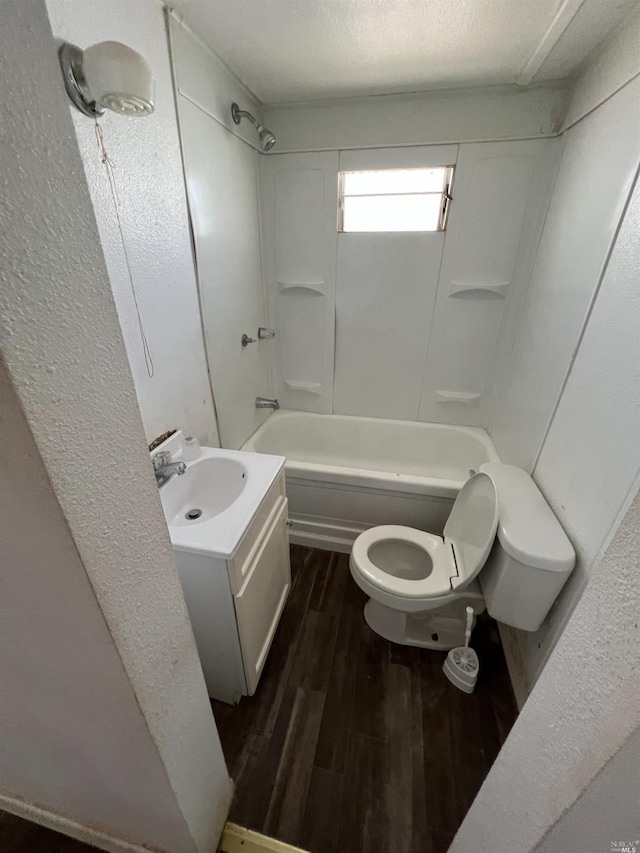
[451,487,640,853]
[170,17,273,449]
[561,4,640,130]
[417,139,560,427]
[264,84,568,153]
[260,139,559,426]
[488,21,640,692]
[491,77,640,471]
[0,365,197,852]
[510,163,640,689]
[0,2,231,849]
[333,145,454,420]
[46,0,219,447]
[259,151,339,414]
[534,727,640,853]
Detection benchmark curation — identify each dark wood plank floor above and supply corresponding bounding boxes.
[0,545,517,853]
[0,812,99,853]
[213,545,519,853]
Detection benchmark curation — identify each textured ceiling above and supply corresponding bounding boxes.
[170,0,639,104]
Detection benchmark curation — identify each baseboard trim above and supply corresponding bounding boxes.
[0,793,161,853]
[497,623,531,710]
[289,530,352,553]
[219,823,310,852]
[288,514,368,554]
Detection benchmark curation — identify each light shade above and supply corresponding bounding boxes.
[58,41,154,118]
[83,41,154,116]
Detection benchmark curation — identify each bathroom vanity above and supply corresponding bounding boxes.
[156,433,290,704]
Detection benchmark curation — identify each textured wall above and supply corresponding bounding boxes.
[451,488,640,853]
[0,1,230,849]
[534,727,640,853]
[0,365,194,852]
[46,0,219,447]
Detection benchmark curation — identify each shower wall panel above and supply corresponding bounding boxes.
[172,20,271,449]
[259,138,560,427]
[260,152,338,413]
[419,139,561,427]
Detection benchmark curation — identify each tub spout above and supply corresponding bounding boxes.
[256,396,279,410]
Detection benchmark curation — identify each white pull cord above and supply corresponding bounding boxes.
[95,120,154,379]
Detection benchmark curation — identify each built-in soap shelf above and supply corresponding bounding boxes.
[283,379,323,394]
[435,390,481,404]
[278,280,325,295]
[449,282,508,300]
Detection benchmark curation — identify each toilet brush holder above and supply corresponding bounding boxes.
[443,606,479,693]
[443,646,479,694]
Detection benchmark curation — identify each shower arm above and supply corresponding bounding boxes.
[231,102,257,127]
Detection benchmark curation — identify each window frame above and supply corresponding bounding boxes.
[337,165,455,234]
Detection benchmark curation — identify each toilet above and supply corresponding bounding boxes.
[350,463,575,650]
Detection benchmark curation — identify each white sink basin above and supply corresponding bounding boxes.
[159,444,285,559]
[162,456,247,526]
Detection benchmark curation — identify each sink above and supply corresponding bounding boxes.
[161,456,247,526]
[157,439,285,559]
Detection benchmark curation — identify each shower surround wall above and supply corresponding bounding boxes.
[46,0,219,447]
[169,16,273,450]
[259,138,560,425]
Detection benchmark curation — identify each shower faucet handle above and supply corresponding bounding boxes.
[241,333,256,347]
[258,327,276,340]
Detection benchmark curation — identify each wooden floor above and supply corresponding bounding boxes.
[0,811,98,853]
[213,545,519,853]
[0,545,518,853]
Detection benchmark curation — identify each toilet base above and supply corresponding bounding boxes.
[363,598,486,650]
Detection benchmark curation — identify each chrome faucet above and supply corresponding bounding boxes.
[152,451,187,487]
[255,396,280,410]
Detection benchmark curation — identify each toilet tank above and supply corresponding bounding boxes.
[478,464,575,632]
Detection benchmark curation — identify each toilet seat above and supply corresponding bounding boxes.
[350,473,499,608]
[351,525,455,598]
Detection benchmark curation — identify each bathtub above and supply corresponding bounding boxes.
[242,410,500,553]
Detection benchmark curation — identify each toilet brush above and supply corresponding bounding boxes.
[443,607,479,694]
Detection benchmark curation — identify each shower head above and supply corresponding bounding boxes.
[231,102,276,152]
[257,125,276,152]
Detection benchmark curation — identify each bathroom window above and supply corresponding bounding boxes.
[338,166,454,232]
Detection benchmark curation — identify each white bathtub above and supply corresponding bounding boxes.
[242,411,500,552]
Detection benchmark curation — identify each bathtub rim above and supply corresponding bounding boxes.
[242,410,501,486]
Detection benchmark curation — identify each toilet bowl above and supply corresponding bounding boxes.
[350,464,575,650]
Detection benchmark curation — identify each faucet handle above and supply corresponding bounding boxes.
[152,451,172,470]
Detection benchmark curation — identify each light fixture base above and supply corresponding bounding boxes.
[58,42,105,118]
[231,102,242,125]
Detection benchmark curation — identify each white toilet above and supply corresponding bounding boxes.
[350,463,575,650]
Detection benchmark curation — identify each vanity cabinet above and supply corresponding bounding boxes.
[173,469,291,704]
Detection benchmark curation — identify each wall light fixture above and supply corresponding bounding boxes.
[58,41,155,118]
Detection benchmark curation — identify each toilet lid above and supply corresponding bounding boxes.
[443,472,498,590]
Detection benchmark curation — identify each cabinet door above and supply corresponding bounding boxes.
[234,500,291,695]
